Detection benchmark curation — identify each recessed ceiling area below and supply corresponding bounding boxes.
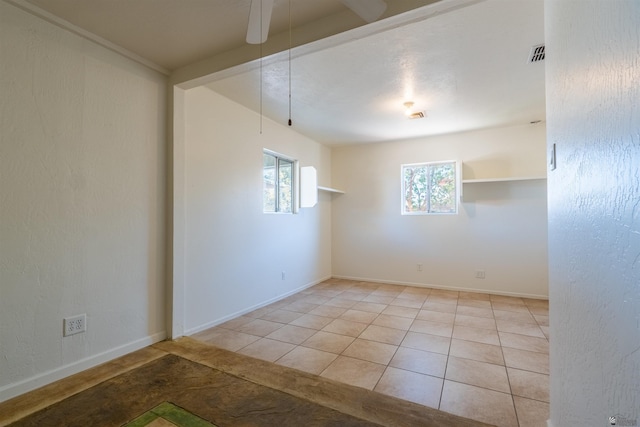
[205,0,546,145]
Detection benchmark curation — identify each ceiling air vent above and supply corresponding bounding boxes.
[408,111,425,119]
[528,44,545,63]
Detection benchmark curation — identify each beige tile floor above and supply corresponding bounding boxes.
[192,279,550,427]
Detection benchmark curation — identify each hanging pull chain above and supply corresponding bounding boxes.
[287,0,292,126]
[259,0,264,134]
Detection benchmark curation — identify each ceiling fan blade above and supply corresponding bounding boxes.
[341,0,387,23]
[246,0,274,44]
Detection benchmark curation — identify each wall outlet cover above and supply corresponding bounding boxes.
[63,314,86,337]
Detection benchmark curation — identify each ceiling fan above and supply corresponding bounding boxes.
[246,0,388,44]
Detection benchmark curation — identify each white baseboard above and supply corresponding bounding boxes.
[0,331,166,403]
[331,275,549,300]
[184,272,547,337]
[184,275,332,335]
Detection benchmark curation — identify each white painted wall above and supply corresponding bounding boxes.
[545,1,640,425]
[0,2,167,401]
[183,87,332,333]
[331,124,548,297]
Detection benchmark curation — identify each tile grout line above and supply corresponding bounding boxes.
[367,303,415,393]
[437,296,455,411]
[495,300,521,427]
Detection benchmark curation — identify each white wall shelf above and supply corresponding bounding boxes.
[462,176,547,184]
[460,158,547,201]
[318,186,345,194]
[460,176,546,201]
[460,161,547,201]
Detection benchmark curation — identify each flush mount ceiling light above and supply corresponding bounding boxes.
[403,101,414,115]
[403,101,425,119]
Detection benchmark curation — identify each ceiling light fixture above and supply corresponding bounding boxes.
[403,101,415,116]
[403,101,425,120]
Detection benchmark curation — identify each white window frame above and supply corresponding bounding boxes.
[263,149,298,214]
[401,160,460,215]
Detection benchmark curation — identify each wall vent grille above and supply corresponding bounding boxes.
[528,44,545,62]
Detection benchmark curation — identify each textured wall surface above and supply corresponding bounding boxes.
[182,87,332,333]
[545,0,640,425]
[0,1,167,401]
[331,124,548,297]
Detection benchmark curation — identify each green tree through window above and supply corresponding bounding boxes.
[402,161,457,214]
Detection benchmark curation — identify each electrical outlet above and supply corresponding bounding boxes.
[281,271,286,280]
[475,270,486,279]
[63,314,86,337]
[417,264,423,272]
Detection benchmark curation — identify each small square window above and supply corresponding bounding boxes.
[263,150,296,213]
[402,161,458,215]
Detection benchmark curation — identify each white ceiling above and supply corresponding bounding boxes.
[13,0,546,146]
[207,0,546,145]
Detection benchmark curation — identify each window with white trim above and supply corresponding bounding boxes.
[263,150,296,213]
[402,161,458,214]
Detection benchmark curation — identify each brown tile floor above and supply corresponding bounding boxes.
[192,279,550,427]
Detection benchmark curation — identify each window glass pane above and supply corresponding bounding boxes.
[278,159,293,213]
[403,165,428,212]
[263,151,296,214]
[263,153,276,212]
[402,161,457,215]
[429,163,456,213]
